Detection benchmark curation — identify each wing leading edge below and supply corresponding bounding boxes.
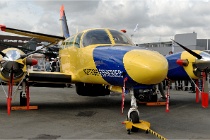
[0,25,65,43]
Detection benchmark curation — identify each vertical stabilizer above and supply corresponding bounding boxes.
[60,5,70,38]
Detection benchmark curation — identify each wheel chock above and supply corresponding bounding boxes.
[122,120,150,132]
[138,101,166,106]
[11,106,38,110]
[122,120,167,140]
[146,101,166,106]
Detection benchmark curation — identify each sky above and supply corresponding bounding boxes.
[1,0,210,44]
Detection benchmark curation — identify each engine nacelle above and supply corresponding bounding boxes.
[75,83,110,96]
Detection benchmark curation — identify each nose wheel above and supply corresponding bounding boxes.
[127,111,140,133]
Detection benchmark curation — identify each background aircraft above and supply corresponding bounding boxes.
[166,41,210,107]
[166,40,210,80]
[0,5,168,132]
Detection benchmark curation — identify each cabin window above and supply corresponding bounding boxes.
[110,30,133,45]
[75,33,82,48]
[65,36,75,47]
[83,29,111,47]
[60,41,66,49]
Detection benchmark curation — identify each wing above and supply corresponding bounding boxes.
[0,25,65,43]
[28,71,71,83]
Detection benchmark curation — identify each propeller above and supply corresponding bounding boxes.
[0,41,57,80]
[171,39,202,59]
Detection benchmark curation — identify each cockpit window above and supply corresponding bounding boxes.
[110,30,133,45]
[83,29,111,47]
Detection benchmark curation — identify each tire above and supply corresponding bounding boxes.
[150,94,158,102]
[130,111,140,132]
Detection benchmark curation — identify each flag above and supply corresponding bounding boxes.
[133,24,139,32]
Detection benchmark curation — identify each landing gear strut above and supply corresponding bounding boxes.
[20,79,27,106]
[127,89,140,132]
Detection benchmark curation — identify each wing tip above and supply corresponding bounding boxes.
[0,24,6,31]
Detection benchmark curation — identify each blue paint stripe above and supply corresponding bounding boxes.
[93,46,142,86]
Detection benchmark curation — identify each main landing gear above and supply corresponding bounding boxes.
[4,74,38,115]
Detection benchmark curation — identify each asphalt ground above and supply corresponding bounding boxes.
[0,84,210,139]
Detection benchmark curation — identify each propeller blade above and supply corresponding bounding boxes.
[0,51,6,57]
[171,39,202,59]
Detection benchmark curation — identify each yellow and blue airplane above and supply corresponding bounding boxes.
[1,5,210,132]
[0,5,168,127]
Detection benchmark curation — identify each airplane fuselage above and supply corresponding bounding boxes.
[59,28,168,88]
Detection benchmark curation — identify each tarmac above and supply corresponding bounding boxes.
[0,84,210,139]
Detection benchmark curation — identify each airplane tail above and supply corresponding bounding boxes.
[60,5,70,38]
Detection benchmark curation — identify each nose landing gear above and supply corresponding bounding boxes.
[126,89,140,132]
[123,89,167,140]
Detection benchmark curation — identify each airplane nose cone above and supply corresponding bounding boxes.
[124,50,168,84]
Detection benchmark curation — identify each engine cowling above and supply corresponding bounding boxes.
[75,83,110,96]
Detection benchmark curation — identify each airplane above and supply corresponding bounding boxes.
[0,5,168,132]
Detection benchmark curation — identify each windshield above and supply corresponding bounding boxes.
[110,30,133,45]
[83,29,111,47]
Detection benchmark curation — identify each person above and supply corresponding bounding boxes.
[168,51,173,55]
[184,80,189,91]
[51,58,57,72]
[175,80,183,90]
[158,82,166,99]
[56,57,60,72]
[45,58,51,72]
